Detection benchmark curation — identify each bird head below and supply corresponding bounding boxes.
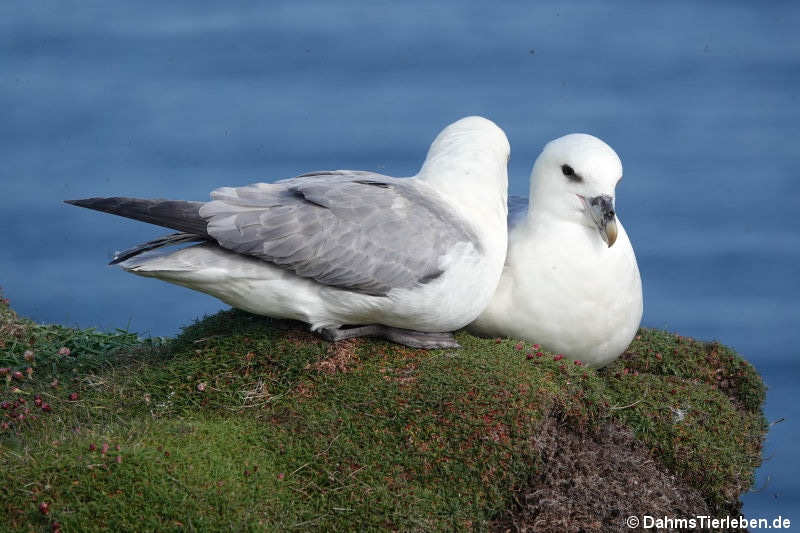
[419,116,510,191]
[529,133,623,247]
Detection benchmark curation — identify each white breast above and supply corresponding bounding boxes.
[470,217,642,367]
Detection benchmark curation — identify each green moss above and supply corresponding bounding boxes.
[1,296,766,531]
[606,328,766,412]
[0,292,165,381]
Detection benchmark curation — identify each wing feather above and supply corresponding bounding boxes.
[199,171,476,296]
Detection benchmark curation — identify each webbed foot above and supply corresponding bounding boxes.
[318,325,460,349]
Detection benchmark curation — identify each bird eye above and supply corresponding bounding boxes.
[561,164,582,182]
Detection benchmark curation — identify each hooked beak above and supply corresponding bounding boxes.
[580,194,618,247]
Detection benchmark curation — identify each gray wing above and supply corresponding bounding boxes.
[198,171,478,296]
[508,195,529,229]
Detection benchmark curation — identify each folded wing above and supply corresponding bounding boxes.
[199,171,477,296]
[67,171,478,296]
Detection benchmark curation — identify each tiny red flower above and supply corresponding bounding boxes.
[89,443,97,451]
[41,403,52,412]
[553,354,564,361]
[526,353,534,360]
[277,472,285,480]
[574,360,583,366]
[514,343,523,351]
[58,347,71,356]
[535,352,544,357]
[69,392,79,401]
[533,344,541,350]
[39,501,50,515]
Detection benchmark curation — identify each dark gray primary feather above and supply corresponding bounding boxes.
[109,232,208,265]
[65,197,208,236]
[200,171,478,296]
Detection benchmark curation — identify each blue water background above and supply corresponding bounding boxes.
[1,1,798,525]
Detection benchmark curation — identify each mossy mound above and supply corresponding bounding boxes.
[0,294,766,531]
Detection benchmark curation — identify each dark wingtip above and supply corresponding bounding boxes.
[62,196,209,236]
[64,198,97,207]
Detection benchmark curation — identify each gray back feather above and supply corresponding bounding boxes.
[199,171,478,296]
[508,195,529,229]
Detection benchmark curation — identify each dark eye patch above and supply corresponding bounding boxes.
[561,164,582,182]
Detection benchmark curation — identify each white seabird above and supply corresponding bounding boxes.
[469,134,642,367]
[66,116,511,349]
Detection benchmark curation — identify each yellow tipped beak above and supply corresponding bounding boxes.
[586,194,618,248]
[604,218,618,247]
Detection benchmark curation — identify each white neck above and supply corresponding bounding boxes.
[418,156,508,246]
[413,116,510,244]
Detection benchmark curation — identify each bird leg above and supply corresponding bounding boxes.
[318,325,460,349]
[377,327,461,349]
[318,325,384,343]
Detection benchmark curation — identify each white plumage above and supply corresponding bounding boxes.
[469,134,642,367]
[72,116,511,346]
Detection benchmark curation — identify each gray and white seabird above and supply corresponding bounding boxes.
[66,116,511,349]
[469,134,642,367]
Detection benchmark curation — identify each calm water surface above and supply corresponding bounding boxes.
[1,1,798,525]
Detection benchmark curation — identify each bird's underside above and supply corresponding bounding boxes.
[109,232,463,350]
